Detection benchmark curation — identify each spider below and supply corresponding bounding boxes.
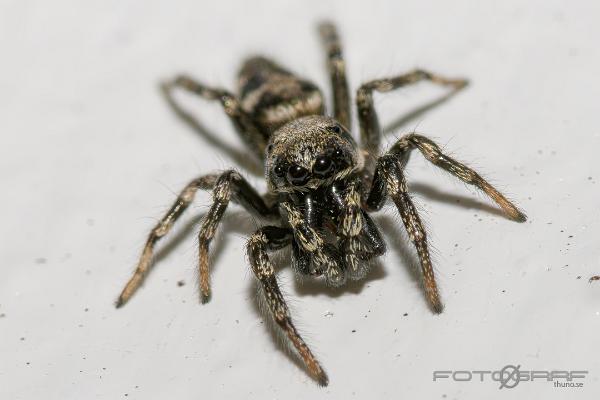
[116,22,526,385]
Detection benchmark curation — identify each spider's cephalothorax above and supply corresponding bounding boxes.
[116,22,526,386]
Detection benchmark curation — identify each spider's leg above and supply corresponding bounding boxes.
[166,76,267,159]
[366,134,526,312]
[281,201,346,286]
[389,134,527,222]
[196,170,278,302]
[116,174,218,308]
[116,171,277,307]
[247,226,328,386]
[366,155,443,313]
[319,21,351,130]
[356,70,468,173]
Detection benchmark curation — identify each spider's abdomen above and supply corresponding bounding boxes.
[237,56,325,134]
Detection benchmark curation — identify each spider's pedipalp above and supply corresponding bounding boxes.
[281,201,347,286]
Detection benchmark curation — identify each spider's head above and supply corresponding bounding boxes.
[266,115,361,192]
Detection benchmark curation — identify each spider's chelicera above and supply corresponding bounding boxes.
[116,22,526,386]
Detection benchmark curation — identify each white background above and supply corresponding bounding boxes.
[1,1,599,399]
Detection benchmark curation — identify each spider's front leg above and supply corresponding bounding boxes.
[116,170,277,307]
[366,155,443,312]
[280,202,346,286]
[389,134,527,221]
[247,226,328,386]
[366,135,526,313]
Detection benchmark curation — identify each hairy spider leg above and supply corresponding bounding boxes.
[356,69,468,175]
[116,171,277,307]
[247,226,329,386]
[319,21,352,131]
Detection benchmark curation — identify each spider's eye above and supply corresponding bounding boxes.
[273,164,286,177]
[287,164,310,186]
[329,125,342,134]
[313,155,333,178]
[332,148,348,168]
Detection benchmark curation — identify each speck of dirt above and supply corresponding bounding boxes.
[403,313,408,317]
[577,276,581,280]
[351,329,356,333]
[26,362,30,366]
[20,337,25,341]
[35,257,47,264]
[177,280,185,287]
[84,308,89,312]
[502,290,506,293]
[0,313,5,318]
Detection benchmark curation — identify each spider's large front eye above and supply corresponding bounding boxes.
[287,164,310,186]
[273,164,286,177]
[313,155,333,178]
[332,148,349,169]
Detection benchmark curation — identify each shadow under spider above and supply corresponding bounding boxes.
[159,83,264,177]
[383,85,466,135]
[410,182,508,218]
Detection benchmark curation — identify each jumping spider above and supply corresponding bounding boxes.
[116,22,526,385]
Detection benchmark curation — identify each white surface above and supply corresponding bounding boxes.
[1,1,599,399]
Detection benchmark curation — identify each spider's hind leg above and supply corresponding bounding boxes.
[319,21,351,130]
[167,76,268,159]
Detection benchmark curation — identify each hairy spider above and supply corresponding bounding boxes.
[116,22,526,385]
